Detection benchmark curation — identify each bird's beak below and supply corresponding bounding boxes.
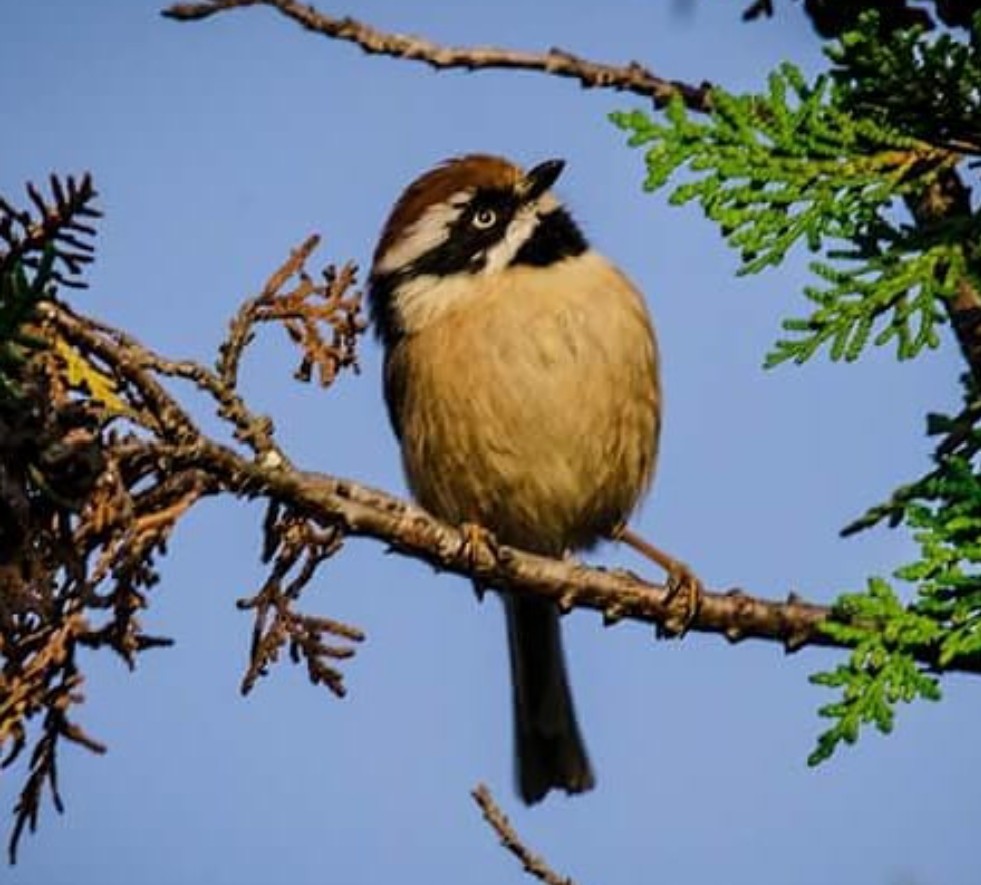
[521,159,565,201]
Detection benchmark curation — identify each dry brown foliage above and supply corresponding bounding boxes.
[0,180,367,860]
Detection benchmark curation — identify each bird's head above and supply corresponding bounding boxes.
[368,154,587,346]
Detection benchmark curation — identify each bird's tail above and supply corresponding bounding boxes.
[505,594,595,804]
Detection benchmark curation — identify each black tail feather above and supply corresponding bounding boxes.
[505,595,595,804]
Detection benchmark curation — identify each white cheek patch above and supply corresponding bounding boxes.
[375,189,473,274]
[481,192,559,273]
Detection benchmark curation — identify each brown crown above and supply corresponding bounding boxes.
[372,154,522,269]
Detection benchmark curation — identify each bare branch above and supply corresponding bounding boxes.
[472,784,575,885]
[162,0,714,112]
[37,255,981,674]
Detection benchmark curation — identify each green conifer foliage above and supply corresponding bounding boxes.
[613,11,981,762]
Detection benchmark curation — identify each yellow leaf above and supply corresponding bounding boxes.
[53,337,129,416]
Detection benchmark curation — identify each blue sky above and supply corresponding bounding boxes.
[1,2,976,884]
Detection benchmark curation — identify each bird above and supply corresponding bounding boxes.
[367,154,661,805]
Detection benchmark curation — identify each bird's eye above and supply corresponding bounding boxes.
[472,208,497,229]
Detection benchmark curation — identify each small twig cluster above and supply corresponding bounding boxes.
[238,501,362,697]
[220,235,364,391]
[0,174,99,289]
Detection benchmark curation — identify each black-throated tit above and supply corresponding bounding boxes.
[368,155,660,803]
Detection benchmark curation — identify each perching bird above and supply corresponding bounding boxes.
[367,154,660,804]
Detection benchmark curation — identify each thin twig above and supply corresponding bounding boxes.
[162,0,715,112]
[472,784,575,885]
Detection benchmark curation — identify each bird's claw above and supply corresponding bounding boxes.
[611,525,703,637]
[660,562,703,638]
[457,521,497,602]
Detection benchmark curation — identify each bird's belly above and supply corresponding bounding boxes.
[395,276,658,555]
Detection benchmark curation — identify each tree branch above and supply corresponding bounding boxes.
[37,250,981,675]
[42,296,837,648]
[906,170,981,386]
[161,0,715,113]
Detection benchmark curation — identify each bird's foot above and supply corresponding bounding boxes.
[661,560,703,637]
[457,521,498,602]
[611,524,703,637]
